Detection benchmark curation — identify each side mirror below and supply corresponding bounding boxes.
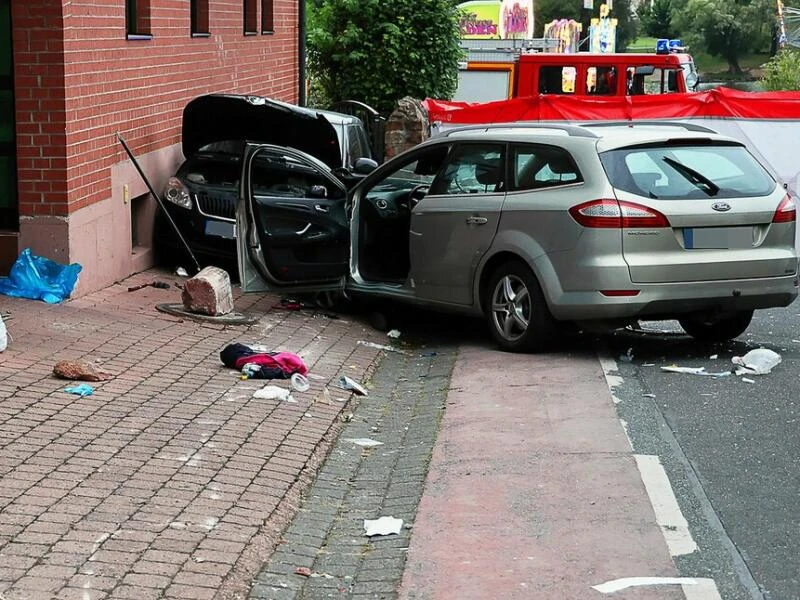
[354,157,378,175]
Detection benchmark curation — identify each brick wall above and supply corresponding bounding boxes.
[11,1,69,218]
[13,0,299,218]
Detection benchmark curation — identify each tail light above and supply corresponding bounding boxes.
[772,194,796,223]
[569,199,669,228]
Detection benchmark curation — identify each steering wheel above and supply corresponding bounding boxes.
[408,184,429,207]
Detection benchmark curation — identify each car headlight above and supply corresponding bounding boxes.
[164,177,193,209]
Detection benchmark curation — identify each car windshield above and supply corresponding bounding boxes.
[599,142,775,200]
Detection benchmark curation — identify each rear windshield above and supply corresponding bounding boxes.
[599,142,775,200]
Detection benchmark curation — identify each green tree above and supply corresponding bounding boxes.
[761,48,800,90]
[306,0,462,115]
[637,0,675,39]
[672,0,773,74]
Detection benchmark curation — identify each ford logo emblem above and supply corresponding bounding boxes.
[712,202,731,212]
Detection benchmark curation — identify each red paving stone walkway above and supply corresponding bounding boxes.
[0,269,386,600]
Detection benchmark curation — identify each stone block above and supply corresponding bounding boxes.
[181,266,234,316]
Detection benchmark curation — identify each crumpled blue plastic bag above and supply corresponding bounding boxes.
[0,248,82,304]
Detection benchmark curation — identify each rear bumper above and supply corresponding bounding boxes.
[548,275,799,321]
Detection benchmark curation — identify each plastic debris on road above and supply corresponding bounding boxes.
[344,438,384,447]
[387,329,401,339]
[176,267,189,277]
[660,365,732,377]
[64,383,94,397]
[742,377,756,384]
[619,347,634,362]
[732,348,782,375]
[0,248,82,304]
[338,375,368,396]
[356,340,408,354]
[363,516,403,537]
[290,373,310,392]
[252,386,295,402]
[0,314,6,352]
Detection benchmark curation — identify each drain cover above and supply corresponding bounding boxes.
[155,303,258,325]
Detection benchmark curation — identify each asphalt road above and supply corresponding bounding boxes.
[378,300,800,600]
[602,307,800,600]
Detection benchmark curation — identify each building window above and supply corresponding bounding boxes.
[126,0,152,38]
[261,0,274,33]
[244,0,257,34]
[191,0,210,36]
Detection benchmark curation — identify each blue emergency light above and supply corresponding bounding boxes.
[656,38,669,54]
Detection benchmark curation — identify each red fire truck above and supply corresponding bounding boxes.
[455,40,699,102]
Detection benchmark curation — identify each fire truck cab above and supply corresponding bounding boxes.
[454,39,699,102]
[516,51,698,97]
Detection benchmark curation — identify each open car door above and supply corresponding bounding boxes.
[237,143,349,294]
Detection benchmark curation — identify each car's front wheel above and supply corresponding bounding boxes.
[485,261,557,353]
[678,310,754,342]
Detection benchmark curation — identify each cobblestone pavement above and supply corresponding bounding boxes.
[0,269,395,600]
[250,344,458,600]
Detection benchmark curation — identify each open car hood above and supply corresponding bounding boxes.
[182,94,342,168]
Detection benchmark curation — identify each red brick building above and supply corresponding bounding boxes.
[0,0,301,294]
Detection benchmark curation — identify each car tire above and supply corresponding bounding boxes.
[678,310,754,343]
[485,261,557,353]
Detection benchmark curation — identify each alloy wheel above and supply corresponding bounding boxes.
[491,274,531,342]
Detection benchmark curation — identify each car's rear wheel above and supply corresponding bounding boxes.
[678,310,754,342]
[485,261,557,353]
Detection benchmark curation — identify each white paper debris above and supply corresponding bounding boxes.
[742,377,756,384]
[344,438,384,447]
[176,267,189,277]
[253,386,295,402]
[709,354,719,360]
[338,375,368,396]
[363,516,403,536]
[387,329,401,339]
[732,348,781,375]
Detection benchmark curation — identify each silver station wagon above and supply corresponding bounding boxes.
[236,122,798,352]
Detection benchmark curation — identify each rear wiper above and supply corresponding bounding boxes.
[662,156,719,196]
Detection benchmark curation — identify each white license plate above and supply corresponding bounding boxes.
[205,220,236,239]
[684,226,754,249]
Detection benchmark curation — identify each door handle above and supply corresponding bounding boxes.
[314,204,329,213]
[466,216,488,225]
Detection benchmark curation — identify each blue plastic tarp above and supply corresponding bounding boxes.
[0,248,82,304]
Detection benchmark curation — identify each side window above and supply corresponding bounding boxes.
[538,66,576,94]
[345,124,370,167]
[251,150,344,200]
[627,66,679,95]
[429,144,505,196]
[511,144,582,191]
[364,145,450,199]
[587,66,617,95]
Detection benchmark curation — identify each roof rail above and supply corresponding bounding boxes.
[440,122,600,139]
[578,120,718,134]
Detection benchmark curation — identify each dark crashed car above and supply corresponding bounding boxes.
[155,94,377,267]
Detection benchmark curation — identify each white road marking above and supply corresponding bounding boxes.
[682,578,724,600]
[599,353,723,600]
[598,356,624,404]
[593,577,715,593]
[635,454,698,556]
